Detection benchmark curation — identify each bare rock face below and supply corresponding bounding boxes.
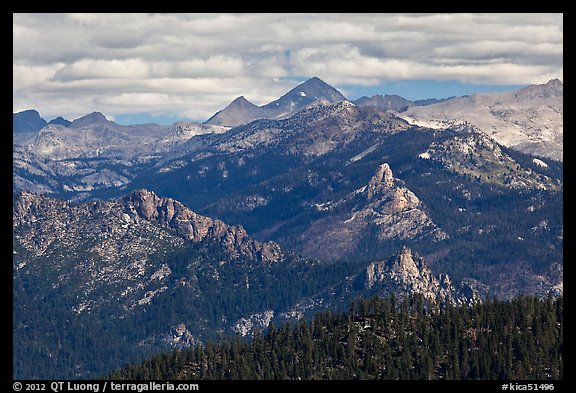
[233,310,275,337]
[124,189,221,243]
[361,163,447,241]
[299,162,446,262]
[280,247,480,322]
[365,247,478,305]
[12,189,284,318]
[122,189,282,263]
[366,163,395,198]
[139,323,200,349]
[160,324,200,348]
[403,79,563,161]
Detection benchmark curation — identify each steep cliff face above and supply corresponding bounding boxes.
[298,162,446,261]
[280,247,481,322]
[122,189,282,263]
[14,189,282,264]
[358,163,447,241]
[364,247,480,305]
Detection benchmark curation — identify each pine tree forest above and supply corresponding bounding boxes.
[109,295,563,380]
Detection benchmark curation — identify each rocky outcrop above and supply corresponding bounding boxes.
[359,163,447,241]
[366,163,395,197]
[13,189,282,264]
[122,189,282,263]
[279,247,480,323]
[365,247,477,305]
[138,323,200,349]
[123,189,226,243]
[299,162,446,261]
[159,324,200,348]
[233,310,275,337]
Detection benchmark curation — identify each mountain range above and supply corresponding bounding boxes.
[12,76,563,379]
[13,189,478,379]
[205,76,348,127]
[13,77,563,199]
[12,77,564,297]
[401,78,563,161]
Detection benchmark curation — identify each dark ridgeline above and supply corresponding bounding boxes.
[109,295,563,380]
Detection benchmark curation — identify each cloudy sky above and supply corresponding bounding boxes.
[13,13,563,125]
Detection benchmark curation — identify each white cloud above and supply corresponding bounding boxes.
[53,59,151,81]
[13,13,563,122]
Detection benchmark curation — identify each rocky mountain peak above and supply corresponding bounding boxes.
[205,96,262,127]
[389,246,421,278]
[367,163,395,198]
[546,78,563,89]
[122,189,282,263]
[365,247,476,304]
[354,94,413,112]
[13,109,47,133]
[47,116,71,127]
[515,78,563,99]
[69,111,111,129]
[123,188,231,243]
[293,77,346,98]
[266,77,347,110]
[206,76,348,127]
[233,95,256,106]
[298,161,446,262]
[364,163,422,213]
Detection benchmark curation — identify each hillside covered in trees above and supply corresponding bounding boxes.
[109,295,563,380]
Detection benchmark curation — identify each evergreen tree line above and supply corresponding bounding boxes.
[109,294,563,380]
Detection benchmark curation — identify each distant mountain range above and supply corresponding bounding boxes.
[205,77,348,127]
[13,76,563,379]
[204,78,462,128]
[13,110,72,133]
[401,78,563,161]
[12,77,563,275]
[15,77,563,161]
